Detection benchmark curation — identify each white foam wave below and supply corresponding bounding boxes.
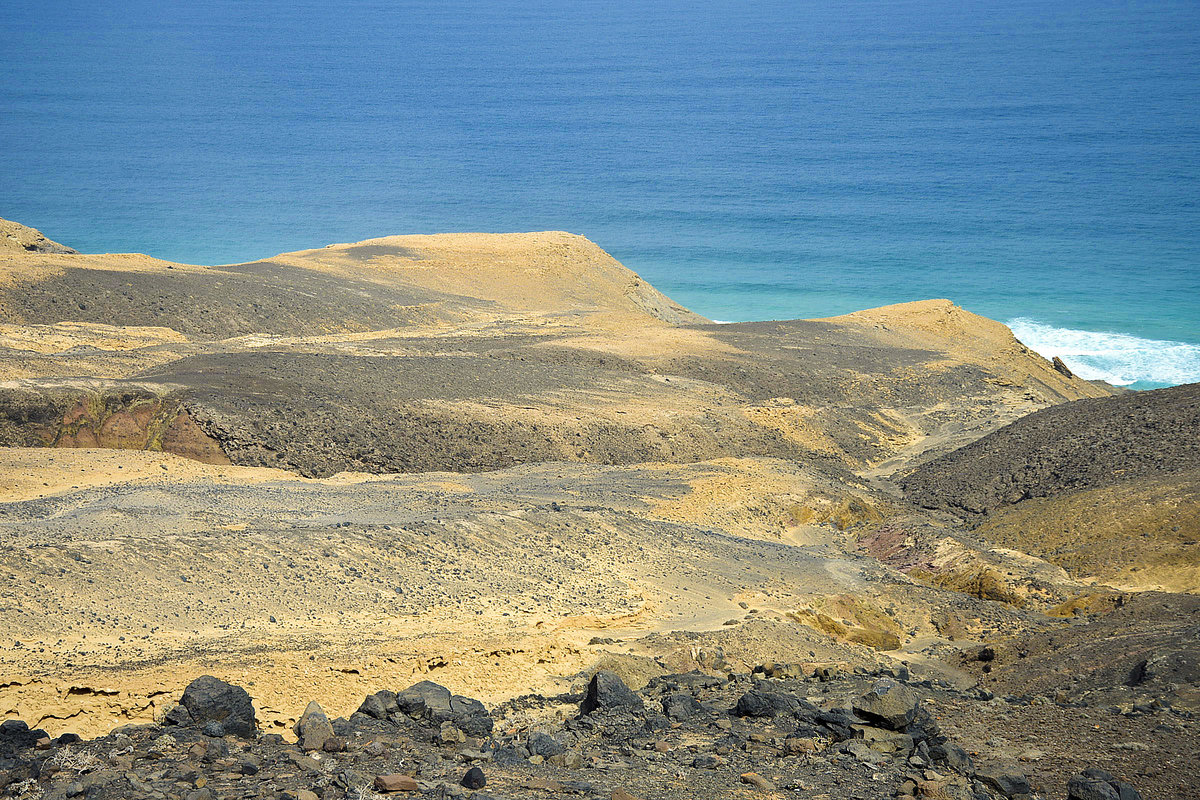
[1007,318,1200,387]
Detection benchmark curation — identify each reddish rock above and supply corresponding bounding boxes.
[741,771,775,791]
[374,774,419,793]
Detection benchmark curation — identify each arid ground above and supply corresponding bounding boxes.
[0,218,1195,800]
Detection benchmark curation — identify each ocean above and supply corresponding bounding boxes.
[2,0,1198,388]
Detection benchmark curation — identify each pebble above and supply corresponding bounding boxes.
[375,773,420,792]
[741,771,775,791]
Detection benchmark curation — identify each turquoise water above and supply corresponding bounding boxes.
[2,0,1198,387]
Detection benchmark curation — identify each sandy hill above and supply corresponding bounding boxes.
[0,224,702,338]
[0,218,1111,479]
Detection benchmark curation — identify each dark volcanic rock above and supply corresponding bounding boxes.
[662,692,705,721]
[580,671,645,715]
[647,671,726,692]
[461,766,487,789]
[1,260,462,338]
[357,689,399,719]
[394,680,493,736]
[1068,767,1142,800]
[5,666,1191,800]
[527,731,565,758]
[491,744,528,766]
[162,705,192,726]
[969,592,1200,714]
[851,678,918,731]
[179,675,257,739]
[733,689,799,718]
[978,768,1033,798]
[450,694,494,736]
[397,680,454,721]
[929,741,975,776]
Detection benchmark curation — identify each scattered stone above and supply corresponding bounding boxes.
[523,777,566,791]
[439,721,468,745]
[759,661,807,679]
[0,663,1172,800]
[785,737,820,755]
[740,771,775,791]
[851,724,914,755]
[375,773,420,792]
[461,766,486,789]
[287,751,322,773]
[557,750,584,769]
[528,731,565,758]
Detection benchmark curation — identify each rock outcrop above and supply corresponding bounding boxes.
[174,675,257,739]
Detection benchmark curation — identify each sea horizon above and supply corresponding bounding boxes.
[4,0,1198,389]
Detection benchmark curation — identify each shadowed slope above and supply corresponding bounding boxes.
[901,383,1200,591]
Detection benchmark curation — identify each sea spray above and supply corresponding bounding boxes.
[1007,318,1200,388]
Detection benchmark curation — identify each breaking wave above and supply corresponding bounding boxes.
[1007,318,1200,387]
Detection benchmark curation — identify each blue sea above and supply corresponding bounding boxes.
[3,0,1198,388]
